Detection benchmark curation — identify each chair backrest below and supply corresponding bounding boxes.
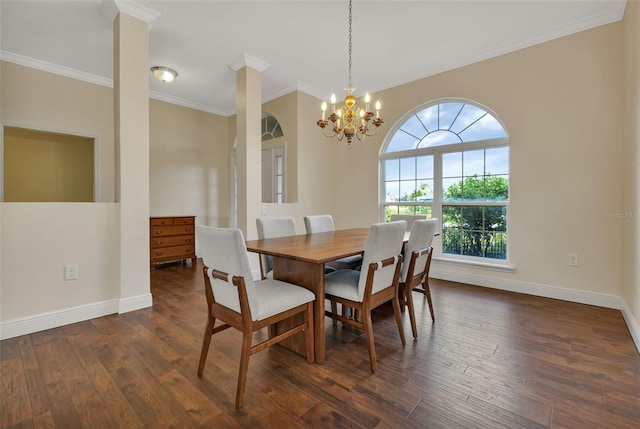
[256,216,297,275]
[390,214,427,231]
[401,218,438,282]
[196,226,259,319]
[303,215,335,234]
[358,220,407,300]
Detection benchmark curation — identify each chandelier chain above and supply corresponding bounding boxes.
[347,0,353,89]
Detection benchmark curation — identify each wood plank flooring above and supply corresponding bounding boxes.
[2,259,639,428]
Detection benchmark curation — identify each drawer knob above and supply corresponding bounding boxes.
[155,241,163,245]
[185,239,192,243]
[155,252,163,256]
[156,230,162,234]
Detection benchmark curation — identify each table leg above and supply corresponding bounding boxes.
[273,257,326,364]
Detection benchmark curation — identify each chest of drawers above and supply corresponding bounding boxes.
[150,216,196,270]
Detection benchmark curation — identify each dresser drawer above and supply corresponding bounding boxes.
[151,235,194,249]
[174,217,194,225]
[150,217,175,226]
[151,225,194,237]
[151,245,195,261]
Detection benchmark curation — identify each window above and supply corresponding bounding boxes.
[261,113,286,203]
[381,100,509,261]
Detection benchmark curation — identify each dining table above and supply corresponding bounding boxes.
[245,227,372,364]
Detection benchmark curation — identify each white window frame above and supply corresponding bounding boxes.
[380,99,513,269]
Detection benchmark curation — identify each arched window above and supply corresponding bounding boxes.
[261,113,285,203]
[381,100,509,261]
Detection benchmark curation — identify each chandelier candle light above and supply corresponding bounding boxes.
[316,0,383,148]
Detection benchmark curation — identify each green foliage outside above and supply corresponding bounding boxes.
[442,175,508,259]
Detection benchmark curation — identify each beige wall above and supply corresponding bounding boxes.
[149,99,228,230]
[1,61,115,202]
[328,23,624,301]
[622,1,640,340]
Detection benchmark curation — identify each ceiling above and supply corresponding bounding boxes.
[0,0,627,117]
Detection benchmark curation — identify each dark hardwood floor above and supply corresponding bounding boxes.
[2,259,639,428]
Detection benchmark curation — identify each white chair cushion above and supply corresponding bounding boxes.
[254,279,315,321]
[324,269,361,301]
[400,218,438,282]
[327,255,362,271]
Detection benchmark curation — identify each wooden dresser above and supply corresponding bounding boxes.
[150,216,197,270]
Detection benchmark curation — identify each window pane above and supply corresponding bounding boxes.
[485,206,507,231]
[462,231,483,257]
[462,206,484,230]
[462,176,485,200]
[399,115,428,139]
[485,146,509,175]
[387,131,420,153]
[417,179,434,201]
[420,130,461,148]
[417,105,439,132]
[486,232,507,259]
[450,104,486,134]
[442,205,461,227]
[463,149,485,177]
[400,180,416,201]
[442,152,462,177]
[459,113,507,141]
[486,175,509,200]
[415,206,432,218]
[385,181,400,202]
[442,177,462,201]
[439,102,465,129]
[417,155,433,179]
[400,157,416,180]
[385,159,399,181]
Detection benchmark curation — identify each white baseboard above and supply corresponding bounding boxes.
[620,298,640,355]
[430,267,621,309]
[0,299,119,340]
[431,268,640,354]
[119,293,153,314]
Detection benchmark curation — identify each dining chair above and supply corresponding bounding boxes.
[399,218,438,339]
[303,214,363,271]
[323,220,407,373]
[389,214,427,231]
[196,226,315,409]
[256,216,297,279]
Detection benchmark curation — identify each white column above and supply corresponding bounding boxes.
[231,55,270,240]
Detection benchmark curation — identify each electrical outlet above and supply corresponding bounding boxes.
[64,264,79,280]
[568,254,579,267]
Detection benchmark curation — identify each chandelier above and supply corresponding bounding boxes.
[316,0,383,148]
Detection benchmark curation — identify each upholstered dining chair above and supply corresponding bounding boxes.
[256,216,297,279]
[399,218,438,339]
[196,226,315,409]
[303,214,363,271]
[389,214,427,231]
[323,220,407,373]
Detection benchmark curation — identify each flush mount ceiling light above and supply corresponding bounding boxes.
[151,66,177,83]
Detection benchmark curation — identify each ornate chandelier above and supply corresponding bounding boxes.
[316,0,383,148]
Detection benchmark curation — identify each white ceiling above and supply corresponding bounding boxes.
[0,0,627,117]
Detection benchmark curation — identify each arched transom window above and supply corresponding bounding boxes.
[381,100,509,261]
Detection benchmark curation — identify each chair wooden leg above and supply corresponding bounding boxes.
[305,302,314,363]
[362,308,377,373]
[197,316,215,377]
[423,277,435,322]
[235,330,252,409]
[391,294,407,347]
[405,283,418,339]
[331,301,338,325]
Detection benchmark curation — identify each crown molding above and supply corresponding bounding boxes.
[101,0,161,27]
[0,51,113,88]
[228,53,271,73]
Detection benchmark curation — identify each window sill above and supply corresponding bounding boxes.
[432,256,516,273]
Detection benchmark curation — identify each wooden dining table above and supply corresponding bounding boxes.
[245,227,371,364]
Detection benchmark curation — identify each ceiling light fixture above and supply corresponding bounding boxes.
[151,66,177,83]
[316,0,383,148]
